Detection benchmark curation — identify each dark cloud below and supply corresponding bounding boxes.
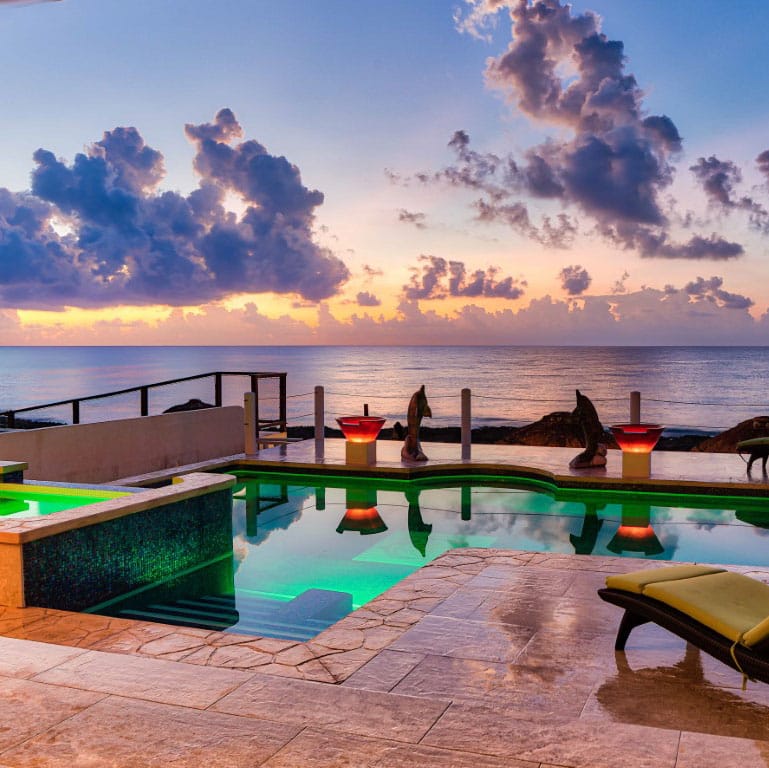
[559,265,591,296]
[757,150,769,182]
[356,291,381,307]
[0,109,349,308]
[690,155,769,231]
[404,254,525,300]
[473,199,576,247]
[397,209,427,229]
[411,0,745,261]
[683,276,753,309]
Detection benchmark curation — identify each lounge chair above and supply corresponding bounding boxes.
[598,564,769,684]
[737,436,769,473]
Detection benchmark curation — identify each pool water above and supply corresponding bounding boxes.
[89,470,769,641]
[0,484,130,519]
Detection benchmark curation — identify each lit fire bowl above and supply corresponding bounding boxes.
[337,416,386,466]
[336,416,386,443]
[611,423,664,479]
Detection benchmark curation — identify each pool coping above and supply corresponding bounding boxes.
[0,472,235,544]
[114,440,769,499]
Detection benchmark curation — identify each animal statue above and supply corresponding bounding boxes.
[401,385,432,462]
[569,389,608,469]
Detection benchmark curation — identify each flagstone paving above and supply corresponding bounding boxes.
[1,549,769,766]
[2,441,769,765]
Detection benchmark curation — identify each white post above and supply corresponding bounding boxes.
[244,392,257,455]
[630,391,641,424]
[314,385,325,458]
[461,388,471,460]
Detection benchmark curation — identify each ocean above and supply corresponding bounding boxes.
[1,346,768,434]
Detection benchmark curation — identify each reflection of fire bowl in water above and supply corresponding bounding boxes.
[610,424,664,453]
[336,416,386,443]
[336,507,388,535]
[607,524,664,556]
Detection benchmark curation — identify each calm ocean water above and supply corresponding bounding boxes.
[1,346,768,434]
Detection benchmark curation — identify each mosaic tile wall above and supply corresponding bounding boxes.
[22,488,233,611]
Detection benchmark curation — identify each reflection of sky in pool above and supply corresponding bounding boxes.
[230,473,769,612]
[92,471,769,641]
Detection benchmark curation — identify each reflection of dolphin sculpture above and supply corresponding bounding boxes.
[569,502,605,555]
[405,487,432,556]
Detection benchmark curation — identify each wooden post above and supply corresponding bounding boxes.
[244,392,257,455]
[630,391,641,424]
[461,388,471,460]
[315,386,325,458]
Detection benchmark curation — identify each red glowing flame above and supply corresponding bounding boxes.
[336,416,386,443]
[611,423,664,453]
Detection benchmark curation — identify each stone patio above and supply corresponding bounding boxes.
[1,442,769,766]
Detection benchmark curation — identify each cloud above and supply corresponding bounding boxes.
[559,265,591,296]
[690,155,769,231]
[404,254,526,300]
[356,291,381,307]
[681,276,754,309]
[0,0,61,6]
[757,150,769,183]
[409,0,744,261]
[362,264,383,278]
[0,109,349,309]
[397,209,427,229]
[611,271,630,294]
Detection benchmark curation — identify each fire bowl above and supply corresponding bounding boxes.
[610,423,664,453]
[336,416,386,443]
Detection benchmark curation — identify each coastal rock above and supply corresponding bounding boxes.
[163,398,215,413]
[503,411,618,450]
[692,416,769,453]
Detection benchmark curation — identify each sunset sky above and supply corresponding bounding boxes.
[1,0,768,345]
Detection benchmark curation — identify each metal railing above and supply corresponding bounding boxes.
[0,371,287,432]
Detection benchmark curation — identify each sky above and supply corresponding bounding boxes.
[1,0,769,345]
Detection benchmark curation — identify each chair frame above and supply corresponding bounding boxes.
[598,587,769,684]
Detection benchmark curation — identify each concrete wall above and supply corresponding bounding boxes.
[0,406,244,483]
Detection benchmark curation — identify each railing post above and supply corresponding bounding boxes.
[315,385,325,458]
[461,388,471,460]
[72,400,80,425]
[244,392,258,454]
[214,373,223,408]
[630,391,641,424]
[4,411,14,429]
[279,374,287,433]
[253,378,260,436]
[140,387,149,416]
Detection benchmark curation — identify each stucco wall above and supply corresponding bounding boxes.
[0,406,244,483]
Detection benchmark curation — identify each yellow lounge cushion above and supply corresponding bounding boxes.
[737,437,769,449]
[741,614,769,648]
[605,565,725,595]
[644,571,769,643]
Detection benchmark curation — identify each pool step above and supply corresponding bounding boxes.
[114,588,353,641]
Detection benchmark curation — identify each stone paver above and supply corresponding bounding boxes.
[3,439,769,766]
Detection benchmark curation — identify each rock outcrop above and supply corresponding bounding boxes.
[693,416,769,453]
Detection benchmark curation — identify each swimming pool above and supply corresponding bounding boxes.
[87,469,769,641]
[0,483,130,519]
